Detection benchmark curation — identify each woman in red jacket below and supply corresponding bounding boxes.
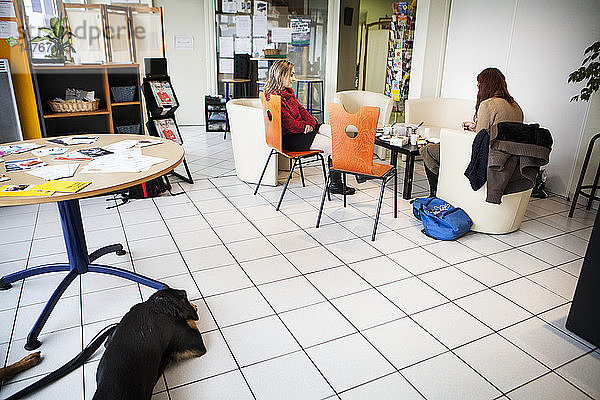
[263,60,355,195]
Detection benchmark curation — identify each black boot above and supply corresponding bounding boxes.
[329,171,355,195]
[424,166,438,197]
[355,174,372,184]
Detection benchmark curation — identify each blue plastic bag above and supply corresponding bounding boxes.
[412,197,473,240]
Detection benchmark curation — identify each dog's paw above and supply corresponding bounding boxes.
[22,352,42,367]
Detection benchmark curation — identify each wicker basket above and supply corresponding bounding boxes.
[48,99,100,113]
[263,48,280,56]
[111,86,136,103]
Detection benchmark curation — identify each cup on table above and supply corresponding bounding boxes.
[410,133,418,146]
[383,125,392,136]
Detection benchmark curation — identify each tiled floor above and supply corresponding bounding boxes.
[1,126,599,400]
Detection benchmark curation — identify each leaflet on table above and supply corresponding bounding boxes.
[76,147,113,158]
[0,184,54,197]
[26,164,79,180]
[31,147,68,157]
[102,139,161,153]
[46,136,99,146]
[149,81,177,110]
[80,149,167,173]
[35,180,91,193]
[0,174,9,182]
[0,143,44,157]
[5,157,47,172]
[53,148,112,161]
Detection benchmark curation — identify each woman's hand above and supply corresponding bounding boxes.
[462,121,476,131]
[304,124,313,134]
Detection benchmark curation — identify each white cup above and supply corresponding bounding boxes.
[410,133,418,146]
[383,125,392,136]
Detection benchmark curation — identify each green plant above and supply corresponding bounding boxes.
[31,14,75,62]
[569,41,600,102]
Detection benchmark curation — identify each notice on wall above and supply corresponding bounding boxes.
[254,1,267,15]
[0,21,18,39]
[236,0,251,13]
[174,36,194,50]
[219,58,234,74]
[252,37,267,57]
[0,2,16,18]
[271,27,292,43]
[235,15,251,37]
[222,0,236,13]
[235,37,251,54]
[290,18,310,46]
[219,36,234,58]
[253,15,267,37]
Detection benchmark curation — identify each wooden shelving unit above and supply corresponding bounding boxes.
[33,63,144,137]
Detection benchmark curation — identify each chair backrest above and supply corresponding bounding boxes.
[334,90,393,127]
[405,98,475,130]
[260,92,283,153]
[328,103,379,174]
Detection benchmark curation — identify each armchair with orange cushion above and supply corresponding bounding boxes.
[316,104,397,241]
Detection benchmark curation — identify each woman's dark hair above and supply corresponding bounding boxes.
[475,67,515,118]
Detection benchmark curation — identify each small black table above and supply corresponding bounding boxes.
[375,136,422,203]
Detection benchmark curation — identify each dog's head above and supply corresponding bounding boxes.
[150,288,199,321]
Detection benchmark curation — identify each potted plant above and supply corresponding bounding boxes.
[569,41,600,102]
[31,13,75,63]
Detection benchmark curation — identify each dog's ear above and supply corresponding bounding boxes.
[152,289,199,321]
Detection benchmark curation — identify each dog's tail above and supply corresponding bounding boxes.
[5,324,118,400]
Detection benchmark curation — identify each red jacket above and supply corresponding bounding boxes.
[270,88,317,135]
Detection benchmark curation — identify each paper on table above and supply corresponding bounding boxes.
[31,147,68,157]
[102,140,138,153]
[26,163,79,180]
[235,15,251,37]
[219,58,234,74]
[235,37,251,54]
[219,36,234,58]
[271,27,292,43]
[253,15,268,37]
[80,149,167,173]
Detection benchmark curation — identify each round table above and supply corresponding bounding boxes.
[0,134,184,350]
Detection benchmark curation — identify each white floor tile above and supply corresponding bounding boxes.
[164,214,210,234]
[132,253,189,280]
[240,254,300,285]
[419,266,487,300]
[455,333,550,392]
[0,225,35,245]
[422,241,481,265]
[387,247,448,275]
[0,308,16,344]
[305,223,357,245]
[19,271,80,306]
[324,238,382,264]
[257,276,326,313]
[339,372,424,400]
[242,351,335,400]
[363,230,419,254]
[455,257,520,287]
[331,289,405,330]
[202,209,248,228]
[181,245,237,271]
[2,359,84,398]
[168,370,253,400]
[306,333,395,392]
[520,219,565,239]
[457,232,511,255]
[128,235,179,260]
[193,264,254,297]
[205,287,273,327]
[221,315,300,367]
[119,207,163,226]
[12,295,81,340]
[528,268,579,299]
[402,351,501,400]
[556,352,600,399]
[284,246,343,274]
[494,229,539,247]
[306,266,370,299]
[267,230,321,253]
[279,301,356,347]
[340,216,392,238]
[226,237,279,262]
[455,290,532,331]
[519,241,580,266]
[507,371,591,400]
[82,284,142,325]
[379,277,448,315]
[251,214,300,235]
[362,317,446,369]
[214,223,262,244]
[500,317,591,368]
[348,256,411,286]
[494,278,568,314]
[547,234,590,257]
[172,228,223,251]
[489,249,553,276]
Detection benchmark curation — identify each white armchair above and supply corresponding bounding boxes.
[405,98,475,132]
[334,90,393,127]
[226,98,277,186]
[437,128,532,234]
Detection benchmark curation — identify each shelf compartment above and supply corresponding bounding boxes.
[43,109,110,118]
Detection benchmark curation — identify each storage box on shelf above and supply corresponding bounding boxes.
[33,63,144,137]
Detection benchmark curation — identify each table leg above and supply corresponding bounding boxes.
[391,150,398,215]
[403,154,415,200]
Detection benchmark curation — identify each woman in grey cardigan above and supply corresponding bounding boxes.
[421,67,523,196]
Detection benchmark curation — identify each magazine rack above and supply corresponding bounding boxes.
[142,58,193,184]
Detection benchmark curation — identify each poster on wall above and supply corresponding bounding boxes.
[235,0,251,13]
[235,37,251,54]
[0,2,16,18]
[290,18,310,47]
[253,15,267,37]
[219,58,234,73]
[174,36,194,51]
[252,37,267,57]
[254,1,267,15]
[222,0,236,13]
[271,27,292,43]
[235,15,251,37]
[219,36,234,57]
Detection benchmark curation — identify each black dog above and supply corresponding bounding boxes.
[93,288,207,400]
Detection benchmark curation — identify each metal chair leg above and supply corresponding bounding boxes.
[586,163,600,210]
[316,169,331,228]
[317,154,330,201]
[569,133,600,217]
[343,172,347,208]
[254,149,275,195]
[372,176,388,241]
[277,158,298,211]
[298,158,306,187]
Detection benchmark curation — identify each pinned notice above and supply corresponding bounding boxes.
[271,28,292,43]
[175,36,194,50]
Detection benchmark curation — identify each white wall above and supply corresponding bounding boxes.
[441,0,600,196]
[153,0,216,125]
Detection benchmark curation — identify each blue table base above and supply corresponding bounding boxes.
[0,198,167,350]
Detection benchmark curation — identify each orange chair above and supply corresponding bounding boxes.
[316,104,397,241]
[254,93,328,210]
